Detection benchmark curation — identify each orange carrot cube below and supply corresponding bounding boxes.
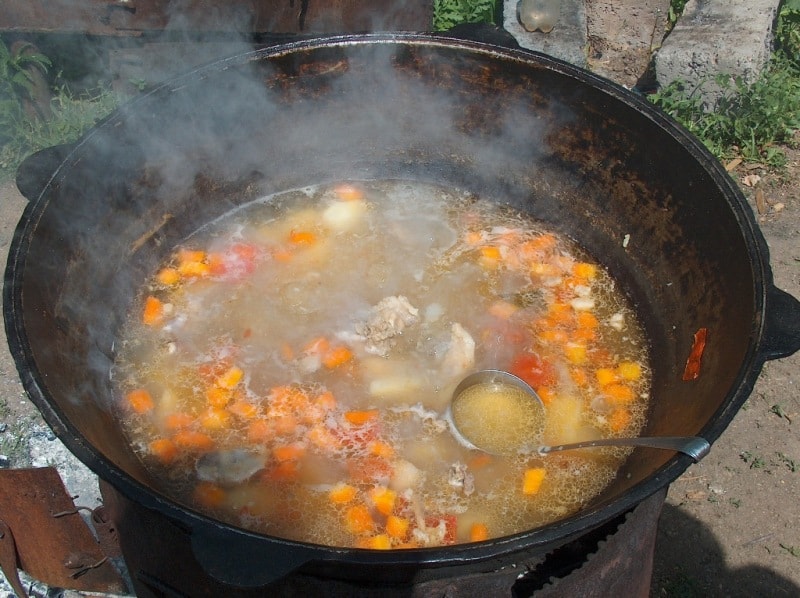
[469,523,489,542]
[329,483,357,504]
[142,296,164,326]
[344,410,379,426]
[385,515,410,540]
[126,388,154,414]
[522,467,547,495]
[149,438,178,464]
[345,504,375,535]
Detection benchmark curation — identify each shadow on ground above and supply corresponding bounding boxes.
[651,504,799,597]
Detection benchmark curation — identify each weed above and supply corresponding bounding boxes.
[780,544,800,557]
[650,4,800,167]
[433,0,495,31]
[775,452,798,472]
[0,36,118,183]
[728,497,741,508]
[740,450,767,469]
[770,403,792,422]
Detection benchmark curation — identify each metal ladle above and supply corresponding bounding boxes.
[448,370,710,462]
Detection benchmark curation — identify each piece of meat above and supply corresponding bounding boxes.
[355,295,420,356]
[447,462,475,496]
[440,322,475,379]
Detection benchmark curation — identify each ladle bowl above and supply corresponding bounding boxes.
[449,370,711,462]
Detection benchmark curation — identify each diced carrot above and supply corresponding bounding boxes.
[469,523,489,542]
[156,267,180,286]
[289,230,317,245]
[247,419,272,443]
[609,408,632,433]
[173,430,215,452]
[163,412,195,431]
[617,361,642,381]
[369,486,397,516]
[479,246,502,261]
[273,443,306,463]
[604,383,635,404]
[142,296,164,326]
[385,515,410,540]
[228,400,258,419]
[177,260,210,278]
[334,183,365,202]
[522,467,547,495]
[149,438,178,464]
[265,460,299,481]
[344,410,379,426]
[329,483,358,504]
[193,482,226,508]
[323,346,353,369]
[126,388,154,414]
[178,249,205,264]
[345,504,375,535]
[572,262,598,280]
[488,300,519,320]
[536,387,557,405]
[200,407,231,430]
[547,302,573,324]
[576,311,599,329]
[595,367,619,386]
[522,233,557,254]
[357,534,392,550]
[369,440,394,459]
[206,386,232,408]
[268,385,309,414]
[216,366,244,389]
[570,367,589,387]
[563,342,587,365]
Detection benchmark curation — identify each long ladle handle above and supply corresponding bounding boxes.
[537,436,711,462]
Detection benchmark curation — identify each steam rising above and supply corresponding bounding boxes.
[18,34,567,467]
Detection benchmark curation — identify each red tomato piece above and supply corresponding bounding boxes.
[424,514,458,545]
[510,352,557,389]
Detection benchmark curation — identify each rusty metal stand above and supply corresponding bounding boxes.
[0,468,126,597]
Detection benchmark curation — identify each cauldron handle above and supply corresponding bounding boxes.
[15,143,74,202]
[190,527,318,588]
[761,285,800,360]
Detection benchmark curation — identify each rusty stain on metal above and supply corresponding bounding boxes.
[0,519,29,598]
[0,468,125,593]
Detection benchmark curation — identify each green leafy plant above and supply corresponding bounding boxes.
[650,2,800,167]
[0,36,118,183]
[433,0,495,31]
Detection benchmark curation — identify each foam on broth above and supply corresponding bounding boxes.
[113,180,651,548]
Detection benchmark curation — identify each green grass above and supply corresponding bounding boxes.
[0,36,118,184]
[433,0,496,31]
[649,0,800,167]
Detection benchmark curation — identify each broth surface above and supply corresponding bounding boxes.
[113,180,651,548]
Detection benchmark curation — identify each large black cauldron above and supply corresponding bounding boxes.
[5,33,800,591]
